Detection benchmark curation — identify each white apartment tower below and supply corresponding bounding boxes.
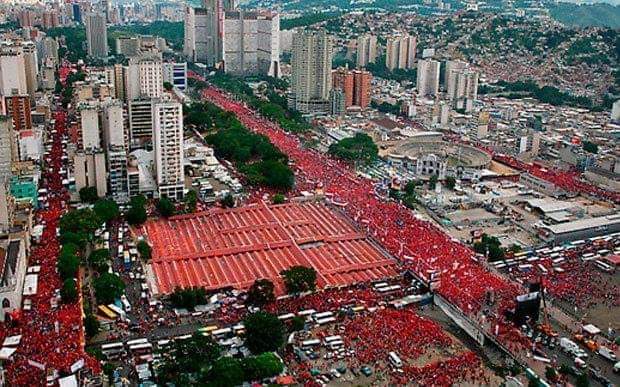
[416,59,440,98]
[124,54,163,101]
[153,101,184,200]
[79,106,101,151]
[0,53,27,96]
[385,35,416,71]
[445,60,479,112]
[0,116,14,179]
[222,10,280,77]
[289,30,333,113]
[85,13,108,59]
[356,35,377,68]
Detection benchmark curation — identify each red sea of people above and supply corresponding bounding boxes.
[0,67,99,385]
[198,85,532,353]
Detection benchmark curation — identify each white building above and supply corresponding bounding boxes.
[79,106,101,151]
[356,34,377,68]
[0,53,27,96]
[0,239,26,322]
[416,59,440,98]
[222,10,280,77]
[124,55,163,101]
[385,35,416,71]
[153,101,184,200]
[74,151,107,197]
[102,102,125,149]
[611,99,620,123]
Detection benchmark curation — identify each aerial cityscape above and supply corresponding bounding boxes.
[0,0,618,386]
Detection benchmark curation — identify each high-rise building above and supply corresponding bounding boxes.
[72,3,82,23]
[385,35,416,71]
[79,106,101,151]
[353,70,372,109]
[416,59,440,97]
[612,99,620,123]
[0,116,15,179]
[152,101,184,200]
[191,2,221,66]
[446,61,479,112]
[4,95,32,132]
[85,13,108,59]
[289,30,333,113]
[20,42,38,97]
[107,146,128,202]
[102,102,125,149]
[124,54,163,101]
[163,62,188,91]
[332,68,354,107]
[444,60,468,94]
[183,6,196,60]
[74,152,107,197]
[0,53,27,96]
[330,89,345,116]
[113,64,125,100]
[222,10,280,77]
[116,36,141,57]
[128,99,153,148]
[356,35,377,68]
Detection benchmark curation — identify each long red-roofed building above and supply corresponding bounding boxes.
[141,201,398,295]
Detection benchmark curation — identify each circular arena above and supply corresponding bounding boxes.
[383,133,492,170]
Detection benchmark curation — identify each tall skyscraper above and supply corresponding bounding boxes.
[416,59,440,97]
[385,35,416,71]
[445,60,479,112]
[289,30,333,113]
[222,10,280,77]
[353,70,372,109]
[332,68,354,107]
[191,1,222,66]
[183,6,196,60]
[0,52,27,96]
[4,94,32,131]
[21,42,38,97]
[0,116,15,179]
[153,101,184,200]
[85,13,109,59]
[445,60,468,94]
[102,102,125,150]
[124,54,163,101]
[128,99,153,148]
[79,106,101,151]
[356,35,377,68]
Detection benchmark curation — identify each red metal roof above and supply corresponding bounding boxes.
[141,201,398,294]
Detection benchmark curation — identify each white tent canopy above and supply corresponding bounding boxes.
[2,335,21,347]
[582,324,601,335]
[0,347,17,360]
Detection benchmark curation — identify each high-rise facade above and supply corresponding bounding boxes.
[152,101,184,200]
[353,70,372,109]
[416,59,440,97]
[85,13,108,58]
[356,35,377,68]
[385,35,416,71]
[289,30,333,113]
[0,116,15,180]
[191,2,221,66]
[0,53,27,96]
[79,106,101,151]
[124,54,163,101]
[332,68,354,107]
[4,95,32,131]
[163,62,188,91]
[128,99,153,148]
[445,61,479,112]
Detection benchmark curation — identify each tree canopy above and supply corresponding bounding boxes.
[79,187,99,203]
[137,240,152,260]
[157,196,176,217]
[93,273,125,304]
[246,279,275,307]
[61,279,78,303]
[328,133,378,164]
[243,311,285,354]
[126,195,148,225]
[59,209,102,237]
[88,249,110,273]
[93,199,119,223]
[280,265,317,294]
[170,286,207,311]
[473,234,505,262]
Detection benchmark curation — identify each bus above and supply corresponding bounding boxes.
[198,325,219,334]
[327,339,344,349]
[129,343,153,356]
[126,338,149,347]
[101,342,125,360]
[324,335,342,344]
[107,304,126,320]
[315,316,336,325]
[388,351,403,368]
[518,264,533,272]
[98,305,117,320]
[278,313,295,321]
[211,328,232,338]
[298,309,316,317]
[312,311,333,321]
[526,256,540,262]
[581,253,596,262]
[121,296,132,312]
[594,260,614,273]
[376,285,402,294]
[302,339,321,348]
[537,264,548,274]
[570,240,585,246]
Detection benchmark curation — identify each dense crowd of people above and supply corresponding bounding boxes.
[494,154,620,204]
[0,67,99,385]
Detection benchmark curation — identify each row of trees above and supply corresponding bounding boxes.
[328,133,379,165]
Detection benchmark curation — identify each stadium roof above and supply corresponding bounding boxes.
[140,201,398,295]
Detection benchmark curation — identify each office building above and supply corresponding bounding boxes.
[152,101,184,200]
[102,102,125,149]
[189,3,220,66]
[85,13,108,58]
[113,64,125,100]
[4,95,31,132]
[356,35,377,68]
[128,99,153,148]
[163,62,188,91]
[385,35,416,71]
[19,42,38,97]
[416,59,440,97]
[116,36,141,57]
[222,10,280,77]
[331,68,372,109]
[289,30,333,113]
[107,146,129,202]
[183,6,196,60]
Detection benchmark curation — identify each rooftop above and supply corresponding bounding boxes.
[140,201,397,295]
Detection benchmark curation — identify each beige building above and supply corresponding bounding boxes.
[74,152,107,197]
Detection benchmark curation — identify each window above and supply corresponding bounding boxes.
[2,298,9,308]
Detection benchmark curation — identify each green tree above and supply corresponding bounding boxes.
[473,234,506,262]
[445,176,456,190]
[289,316,306,332]
[272,193,285,204]
[243,311,285,354]
[206,357,244,386]
[84,313,100,338]
[220,194,235,208]
[429,175,438,190]
[93,273,125,304]
[126,196,147,225]
[61,278,78,303]
[59,208,102,237]
[281,265,317,294]
[79,186,99,203]
[575,373,589,387]
[57,247,80,280]
[544,366,557,382]
[328,133,378,164]
[242,352,284,381]
[88,249,110,273]
[582,140,598,154]
[184,190,198,213]
[93,199,119,223]
[157,196,176,217]
[163,81,173,91]
[169,287,207,310]
[246,279,275,307]
[137,240,152,260]
[157,333,221,384]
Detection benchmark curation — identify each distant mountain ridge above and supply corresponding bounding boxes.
[548,2,620,28]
